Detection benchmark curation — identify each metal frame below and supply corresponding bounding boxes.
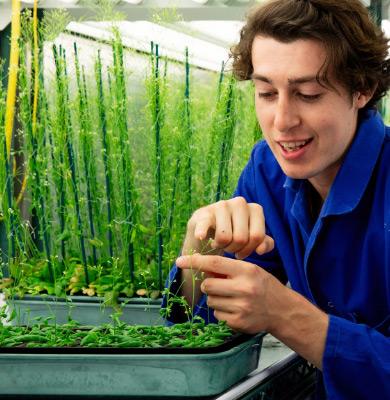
[214,353,316,400]
[0,0,258,31]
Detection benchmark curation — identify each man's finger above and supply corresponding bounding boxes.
[212,202,234,249]
[176,254,246,277]
[255,235,274,255]
[200,277,235,296]
[233,203,266,259]
[206,295,237,312]
[213,310,233,324]
[193,211,216,241]
[223,197,249,254]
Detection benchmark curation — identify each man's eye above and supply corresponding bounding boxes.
[299,93,322,101]
[258,92,276,100]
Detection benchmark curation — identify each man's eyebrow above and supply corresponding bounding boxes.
[250,73,319,85]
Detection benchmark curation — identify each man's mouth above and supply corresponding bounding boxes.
[279,139,312,152]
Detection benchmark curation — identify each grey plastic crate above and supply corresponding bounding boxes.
[0,333,264,397]
[7,295,163,325]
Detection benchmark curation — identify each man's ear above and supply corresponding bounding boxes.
[354,86,376,109]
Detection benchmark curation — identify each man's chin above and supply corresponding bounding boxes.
[281,168,311,180]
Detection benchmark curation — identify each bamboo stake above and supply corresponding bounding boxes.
[153,44,163,290]
[4,0,20,159]
[2,0,21,274]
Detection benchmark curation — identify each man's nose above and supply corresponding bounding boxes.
[273,97,300,132]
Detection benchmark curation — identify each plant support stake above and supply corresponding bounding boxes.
[2,0,21,275]
[154,43,163,290]
[74,42,98,266]
[52,44,89,285]
[95,50,114,259]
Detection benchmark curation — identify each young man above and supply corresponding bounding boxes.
[164,0,390,398]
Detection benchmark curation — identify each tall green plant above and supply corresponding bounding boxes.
[111,30,137,281]
[18,28,54,282]
[0,60,8,276]
[1,24,260,299]
[182,48,193,216]
[203,74,237,203]
[95,50,114,259]
[166,48,194,241]
[150,43,164,290]
[73,42,98,266]
[215,75,236,201]
[52,44,89,285]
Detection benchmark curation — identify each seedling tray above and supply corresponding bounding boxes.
[0,333,264,397]
[7,295,163,325]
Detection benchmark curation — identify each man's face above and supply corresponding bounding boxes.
[251,36,370,199]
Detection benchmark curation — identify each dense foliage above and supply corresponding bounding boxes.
[0,313,233,349]
[0,11,260,301]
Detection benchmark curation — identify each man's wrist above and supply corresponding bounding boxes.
[266,283,329,369]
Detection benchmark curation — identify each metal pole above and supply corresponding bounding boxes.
[0,22,11,275]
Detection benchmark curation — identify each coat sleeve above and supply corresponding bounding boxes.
[322,314,390,399]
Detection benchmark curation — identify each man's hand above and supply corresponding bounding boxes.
[177,254,282,334]
[180,196,274,308]
[176,254,329,370]
[183,196,274,259]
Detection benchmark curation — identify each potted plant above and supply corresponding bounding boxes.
[0,10,258,327]
[0,305,265,397]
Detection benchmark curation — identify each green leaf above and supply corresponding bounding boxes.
[137,224,149,234]
[120,284,134,298]
[56,230,71,243]
[88,238,104,248]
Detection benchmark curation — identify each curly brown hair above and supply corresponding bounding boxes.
[231,0,390,110]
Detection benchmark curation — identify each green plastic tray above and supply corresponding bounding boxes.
[7,295,163,326]
[0,333,264,397]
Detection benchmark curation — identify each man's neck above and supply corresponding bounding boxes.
[307,182,324,221]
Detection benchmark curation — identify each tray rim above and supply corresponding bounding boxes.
[0,333,263,359]
[7,294,162,305]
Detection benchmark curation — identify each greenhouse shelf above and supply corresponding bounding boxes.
[7,295,163,326]
[214,353,316,400]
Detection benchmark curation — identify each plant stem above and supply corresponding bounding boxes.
[52,44,89,285]
[184,47,192,217]
[215,76,235,202]
[18,22,54,282]
[73,42,97,266]
[112,32,135,281]
[217,60,225,100]
[153,44,163,290]
[95,50,113,259]
[166,157,180,242]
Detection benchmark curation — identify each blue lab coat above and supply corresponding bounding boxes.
[164,109,390,399]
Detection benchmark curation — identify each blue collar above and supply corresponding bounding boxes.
[284,109,386,216]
